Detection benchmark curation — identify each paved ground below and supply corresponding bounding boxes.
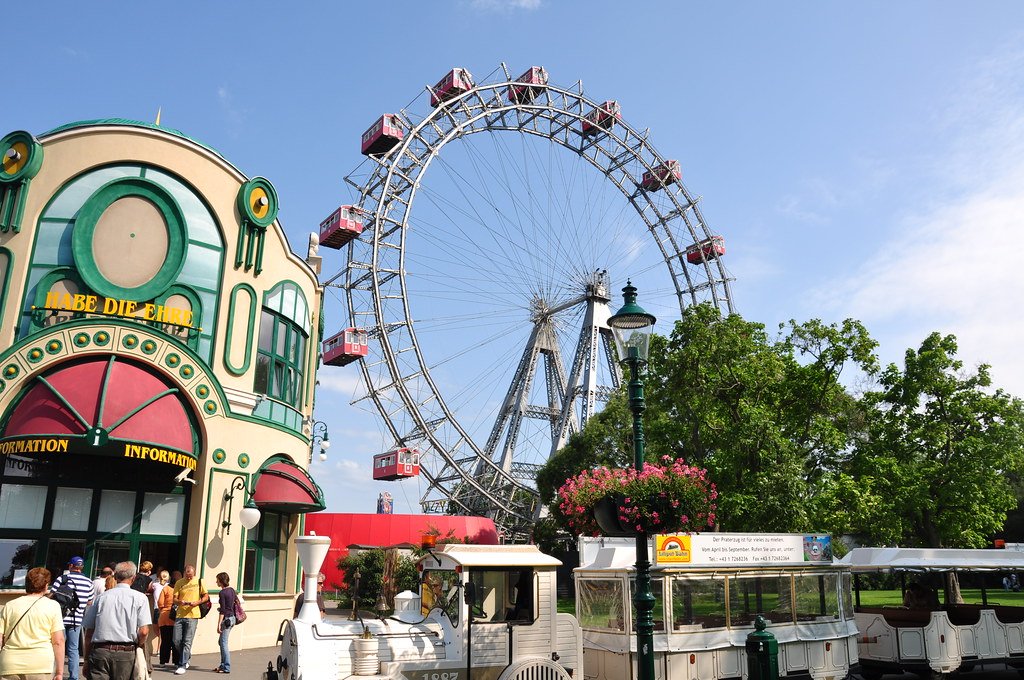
[146,645,281,676]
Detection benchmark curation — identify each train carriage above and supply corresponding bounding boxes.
[841,547,1024,678]
[576,534,860,680]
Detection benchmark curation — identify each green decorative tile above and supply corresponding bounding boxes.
[122,334,139,350]
[237,453,250,468]
[213,448,226,464]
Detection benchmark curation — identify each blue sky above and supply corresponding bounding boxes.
[10,2,1024,516]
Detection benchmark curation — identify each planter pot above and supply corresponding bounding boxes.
[593,495,633,537]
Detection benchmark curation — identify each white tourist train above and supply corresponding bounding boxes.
[841,546,1024,678]
[277,535,583,680]
[575,534,860,680]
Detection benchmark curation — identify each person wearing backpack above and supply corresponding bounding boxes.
[50,556,94,680]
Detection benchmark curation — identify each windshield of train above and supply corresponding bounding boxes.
[421,569,461,625]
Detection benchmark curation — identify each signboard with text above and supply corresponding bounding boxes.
[654,533,832,566]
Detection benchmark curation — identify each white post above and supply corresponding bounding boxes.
[294,534,331,623]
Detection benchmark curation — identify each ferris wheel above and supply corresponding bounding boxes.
[324,64,735,540]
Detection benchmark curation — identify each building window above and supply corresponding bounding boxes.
[254,310,306,407]
[243,511,287,593]
[0,539,37,587]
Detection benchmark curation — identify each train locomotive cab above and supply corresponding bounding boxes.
[641,160,682,191]
[431,67,475,106]
[322,327,368,367]
[508,66,549,104]
[279,538,583,680]
[361,114,404,156]
[373,447,420,481]
[581,101,621,136]
[318,205,363,249]
[685,235,726,264]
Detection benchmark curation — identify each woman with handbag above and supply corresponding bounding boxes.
[156,572,178,669]
[212,574,237,674]
[0,567,65,680]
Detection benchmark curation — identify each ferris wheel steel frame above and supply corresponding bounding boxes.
[339,64,735,539]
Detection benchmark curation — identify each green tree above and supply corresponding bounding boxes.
[849,332,1024,548]
[338,548,420,611]
[538,304,878,534]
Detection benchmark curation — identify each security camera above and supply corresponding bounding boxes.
[174,468,196,485]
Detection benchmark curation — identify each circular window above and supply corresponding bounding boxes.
[72,178,186,301]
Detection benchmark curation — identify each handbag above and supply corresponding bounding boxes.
[198,580,212,618]
[169,604,178,620]
[133,646,149,680]
[233,593,247,624]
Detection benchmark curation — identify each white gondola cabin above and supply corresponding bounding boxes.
[372,447,420,481]
[318,205,363,249]
[361,114,404,156]
[685,235,726,264]
[641,160,682,191]
[581,101,621,136]
[576,534,860,680]
[322,328,368,367]
[430,67,474,106]
[508,66,549,104]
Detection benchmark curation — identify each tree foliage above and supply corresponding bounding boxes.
[849,332,1024,547]
[338,549,420,610]
[538,304,878,534]
[537,307,1024,547]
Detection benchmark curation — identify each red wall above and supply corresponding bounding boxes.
[303,513,499,589]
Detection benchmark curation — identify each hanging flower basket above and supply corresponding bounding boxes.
[557,457,717,537]
[593,494,632,537]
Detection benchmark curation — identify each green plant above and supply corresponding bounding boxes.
[557,456,717,536]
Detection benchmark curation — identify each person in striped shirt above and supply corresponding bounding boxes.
[50,556,95,680]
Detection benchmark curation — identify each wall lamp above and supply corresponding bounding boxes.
[311,420,331,463]
[223,475,261,534]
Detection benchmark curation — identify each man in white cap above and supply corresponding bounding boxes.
[51,556,95,680]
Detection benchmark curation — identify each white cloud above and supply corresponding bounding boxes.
[468,0,541,11]
[316,369,364,396]
[817,42,1024,394]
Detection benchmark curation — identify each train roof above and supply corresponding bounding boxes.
[437,543,562,568]
[840,547,1024,572]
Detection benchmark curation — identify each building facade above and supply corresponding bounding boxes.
[0,121,325,651]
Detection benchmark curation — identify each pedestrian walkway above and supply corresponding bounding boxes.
[148,645,280,676]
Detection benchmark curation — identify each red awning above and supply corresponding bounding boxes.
[252,458,325,514]
[1,356,196,468]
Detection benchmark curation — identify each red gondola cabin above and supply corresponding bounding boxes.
[361,114,404,156]
[322,328,368,367]
[372,447,421,481]
[581,101,621,136]
[508,66,549,104]
[431,68,475,106]
[641,160,681,191]
[319,206,364,249]
[685,235,726,264]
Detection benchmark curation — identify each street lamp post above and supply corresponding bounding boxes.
[311,420,331,463]
[607,281,657,680]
